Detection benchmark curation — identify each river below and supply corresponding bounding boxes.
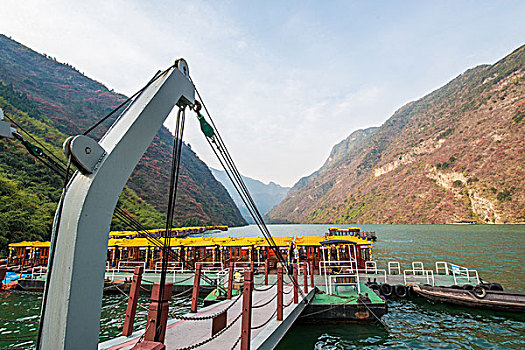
[1,224,524,349]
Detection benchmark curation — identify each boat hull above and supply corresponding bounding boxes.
[413,285,525,313]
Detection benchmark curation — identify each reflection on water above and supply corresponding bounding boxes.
[1,224,524,348]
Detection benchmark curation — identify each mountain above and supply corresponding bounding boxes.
[210,168,289,223]
[0,34,246,251]
[269,45,525,224]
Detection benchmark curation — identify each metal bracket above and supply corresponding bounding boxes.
[63,135,106,174]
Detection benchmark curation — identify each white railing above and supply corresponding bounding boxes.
[319,260,359,290]
[298,261,311,275]
[117,261,146,272]
[31,266,47,279]
[403,269,435,286]
[357,269,388,283]
[154,261,184,273]
[388,261,401,275]
[435,261,480,285]
[234,261,266,272]
[365,261,377,273]
[200,261,223,272]
[412,261,425,274]
[328,274,361,294]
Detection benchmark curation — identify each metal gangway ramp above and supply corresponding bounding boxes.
[99,266,315,350]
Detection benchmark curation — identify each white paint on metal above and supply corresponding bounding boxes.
[40,62,195,350]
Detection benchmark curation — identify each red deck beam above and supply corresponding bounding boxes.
[241,269,253,350]
[122,266,144,336]
[309,259,315,288]
[190,263,202,313]
[143,283,173,343]
[293,263,298,304]
[277,265,283,321]
[303,264,308,293]
[264,258,269,286]
[227,261,234,300]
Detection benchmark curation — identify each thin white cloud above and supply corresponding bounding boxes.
[0,0,524,187]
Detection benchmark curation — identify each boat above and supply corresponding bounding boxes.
[413,284,525,313]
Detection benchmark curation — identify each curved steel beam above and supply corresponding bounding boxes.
[40,63,194,349]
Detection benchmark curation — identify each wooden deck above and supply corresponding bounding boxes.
[99,281,315,350]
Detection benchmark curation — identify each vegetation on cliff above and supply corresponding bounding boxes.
[0,35,246,253]
[269,45,525,224]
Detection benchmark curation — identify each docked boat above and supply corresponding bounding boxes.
[413,284,525,313]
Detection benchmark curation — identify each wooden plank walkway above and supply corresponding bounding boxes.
[99,282,315,350]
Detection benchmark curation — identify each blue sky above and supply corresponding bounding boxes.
[1,1,524,186]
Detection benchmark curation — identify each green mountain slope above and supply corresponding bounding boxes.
[269,45,525,224]
[0,35,246,252]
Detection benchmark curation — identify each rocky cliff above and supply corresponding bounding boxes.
[210,168,289,223]
[269,45,525,224]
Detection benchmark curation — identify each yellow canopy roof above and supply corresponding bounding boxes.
[9,241,50,248]
[324,235,372,246]
[221,237,263,247]
[257,236,293,247]
[294,236,323,246]
[183,237,216,247]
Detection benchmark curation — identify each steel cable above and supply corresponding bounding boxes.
[250,309,277,330]
[251,293,277,309]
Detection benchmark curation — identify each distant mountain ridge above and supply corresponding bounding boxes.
[269,44,525,224]
[0,34,246,252]
[210,168,289,223]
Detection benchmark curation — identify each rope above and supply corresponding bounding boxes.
[0,288,42,296]
[189,83,305,295]
[171,287,193,299]
[299,296,358,318]
[283,287,293,295]
[173,274,195,284]
[0,317,39,324]
[252,294,277,309]
[284,299,294,308]
[156,107,186,341]
[169,293,242,321]
[253,280,277,292]
[230,335,241,350]
[172,312,242,350]
[250,309,277,330]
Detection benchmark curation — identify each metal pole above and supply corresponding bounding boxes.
[191,263,202,313]
[293,263,298,304]
[264,258,269,286]
[241,269,253,350]
[277,266,283,321]
[303,264,308,293]
[122,266,144,336]
[309,259,315,288]
[227,261,234,300]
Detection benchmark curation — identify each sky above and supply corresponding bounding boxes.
[0,1,524,187]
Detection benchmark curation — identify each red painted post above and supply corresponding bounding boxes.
[227,261,234,299]
[241,269,254,350]
[293,263,298,304]
[0,266,6,289]
[303,264,308,293]
[309,259,315,288]
[264,258,269,286]
[122,266,144,336]
[277,265,283,321]
[143,282,173,343]
[191,263,202,313]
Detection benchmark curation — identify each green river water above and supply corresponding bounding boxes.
[1,224,524,349]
